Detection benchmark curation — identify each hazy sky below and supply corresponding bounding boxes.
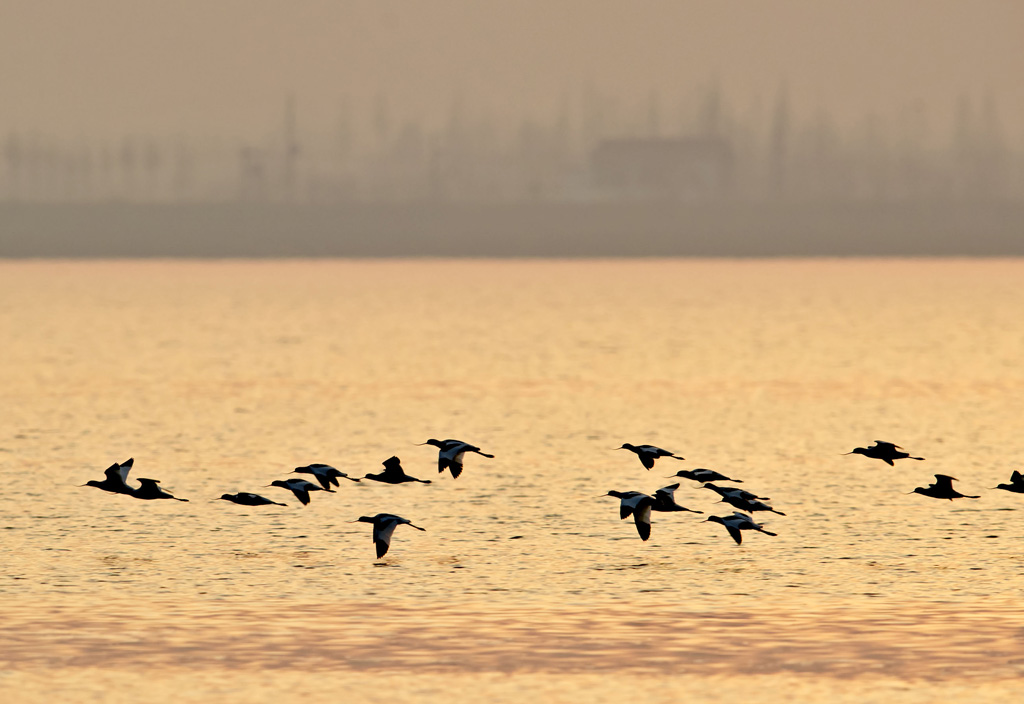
[2,0,1022,142]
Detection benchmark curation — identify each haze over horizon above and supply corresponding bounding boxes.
[3,0,1023,144]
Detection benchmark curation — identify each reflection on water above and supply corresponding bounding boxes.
[2,259,1024,701]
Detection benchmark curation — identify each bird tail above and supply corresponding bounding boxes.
[759,528,778,537]
[910,456,925,461]
[474,451,495,458]
[770,509,787,516]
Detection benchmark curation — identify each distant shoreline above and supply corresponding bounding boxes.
[1,201,1022,258]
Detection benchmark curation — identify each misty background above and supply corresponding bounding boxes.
[2,0,1022,256]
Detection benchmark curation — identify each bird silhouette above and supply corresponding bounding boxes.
[268,478,324,505]
[992,470,1024,494]
[702,483,768,503]
[602,490,655,540]
[844,440,923,466]
[292,463,360,490]
[218,492,287,507]
[417,439,493,479]
[668,468,743,483]
[911,474,979,500]
[651,483,702,514]
[81,459,135,495]
[715,493,786,516]
[363,456,431,484]
[617,444,685,470]
[707,512,777,545]
[352,513,426,558]
[132,477,188,502]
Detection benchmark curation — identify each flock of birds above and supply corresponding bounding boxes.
[83,438,1024,559]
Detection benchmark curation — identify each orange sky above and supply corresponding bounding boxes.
[2,0,1022,143]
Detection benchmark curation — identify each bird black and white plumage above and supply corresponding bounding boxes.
[992,470,1024,494]
[132,477,188,502]
[912,474,979,500]
[706,512,777,545]
[669,468,743,483]
[603,490,655,541]
[353,513,425,558]
[82,458,135,495]
[617,444,685,470]
[844,440,924,466]
[363,456,431,484]
[268,478,324,505]
[218,492,287,507]
[716,493,786,516]
[418,439,493,479]
[651,483,702,514]
[292,463,360,490]
[702,483,769,503]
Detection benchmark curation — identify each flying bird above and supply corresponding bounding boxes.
[911,474,979,500]
[268,478,324,505]
[617,444,685,470]
[352,513,425,559]
[844,441,924,466]
[702,483,769,503]
[292,463,360,490]
[81,458,135,495]
[651,483,703,514]
[218,492,287,507]
[669,468,743,483]
[132,477,188,502]
[417,439,493,479]
[363,456,431,484]
[706,512,777,545]
[715,493,786,516]
[993,470,1024,494]
[602,490,655,540]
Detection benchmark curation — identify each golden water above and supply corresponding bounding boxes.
[2,259,1024,702]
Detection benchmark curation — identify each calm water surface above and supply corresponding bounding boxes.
[2,259,1024,702]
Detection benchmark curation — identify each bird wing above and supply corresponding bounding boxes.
[654,483,680,501]
[102,462,124,482]
[933,475,956,491]
[725,525,743,545]
[639,453,656,470]
[381,457,406,478]
[1012,470,1024,484]
[873,441,900,450]
[116,459,134,483]
[633,503,652,541]
[374,517,402,546]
